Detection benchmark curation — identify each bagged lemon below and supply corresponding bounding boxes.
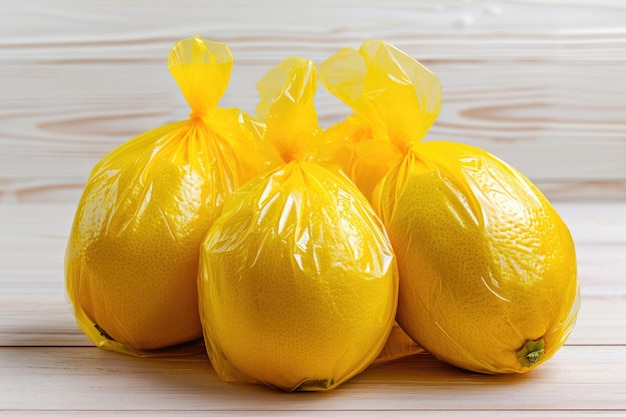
[65,36,279,355]
[197,57,398,391]
[320,40,580,374]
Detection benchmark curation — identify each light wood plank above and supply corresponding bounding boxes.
[0,346,625,411]
[1,61,625,190]
[2,1,625,63]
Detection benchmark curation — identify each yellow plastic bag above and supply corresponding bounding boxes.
[320,40,580,374]
[65,36,279,356]
[320,40,441,203]
[197,58,398,391]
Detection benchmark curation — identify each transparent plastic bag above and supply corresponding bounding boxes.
[65,36,280,357]
[197,57,399,391]
[320,40,580,374]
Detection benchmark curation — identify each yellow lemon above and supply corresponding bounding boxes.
[66,115,269,352]
[374,141,579,373]
[65,37,279,353]
[198,161,398,391]
[69,160,206,349]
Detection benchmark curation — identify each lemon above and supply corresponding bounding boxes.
[65,113,271,351]
[374,141,580,373]
[65,36,279,353]
[68,144,207,350]
[198,161,398,391]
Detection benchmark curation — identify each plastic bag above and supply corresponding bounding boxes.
[320,40,441,203]
[197,57,398,391]
[320,40,580,374]
[65,36,280,356]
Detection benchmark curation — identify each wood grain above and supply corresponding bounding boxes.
[1,0,625,201]
[1,346,625,412]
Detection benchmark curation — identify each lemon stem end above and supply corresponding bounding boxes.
[517,338,545,368]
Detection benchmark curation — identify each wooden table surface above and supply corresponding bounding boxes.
[1,1,625,415]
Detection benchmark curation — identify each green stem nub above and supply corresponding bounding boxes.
[517,338,545,368]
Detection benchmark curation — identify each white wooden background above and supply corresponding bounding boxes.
[1,0,625,202]
[1,1,626,415]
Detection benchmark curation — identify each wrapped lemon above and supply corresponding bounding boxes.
[198,58,398,391]
[65,36,279,355]
[320,40,580,374]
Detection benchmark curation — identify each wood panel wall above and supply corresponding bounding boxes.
[1,0,625,203]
